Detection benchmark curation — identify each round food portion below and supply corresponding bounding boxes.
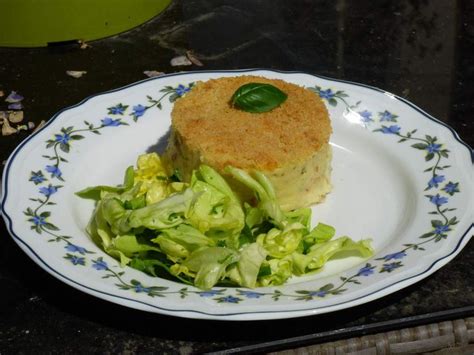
[164,75,333,210]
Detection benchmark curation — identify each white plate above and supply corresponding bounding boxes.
[2,70,473,321]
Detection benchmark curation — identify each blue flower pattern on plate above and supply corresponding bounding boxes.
[427,175,445,189]
[238,290,265,299]
[134,284,151,293]
[381,125,401,134]
[92,259,109,271]
[29,171,46,184]
[198,290,221,297]
[39,185,58,197]
[381,251,406,261]
[219,296,240,304]
[175,84,191,96]
[359,110,373,123]
[32,216,46,226]
[381,262,402,273]
[430,194,448,206]
[357,265,375,276]
[434,225,450,236]
[54,133,70,144]
[108,103,128,115]
[66,255,85,266]
[65,244,87,255]
[101,117,122,127]
[426,143,442,154]
[318,89,335,99]
[45,165,62,178]
[442,181,459,195]
[379,110,397,122]
[309,290,328,297]
[132,105,146,118]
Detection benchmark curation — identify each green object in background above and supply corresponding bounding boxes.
[0,0,172,47]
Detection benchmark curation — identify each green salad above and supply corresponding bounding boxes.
[77,153,373,289]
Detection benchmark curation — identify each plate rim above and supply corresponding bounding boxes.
[2,68,473,320]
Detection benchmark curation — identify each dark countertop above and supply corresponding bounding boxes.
[0,1,473,353]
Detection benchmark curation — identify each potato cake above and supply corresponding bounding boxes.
[164,75,332,210]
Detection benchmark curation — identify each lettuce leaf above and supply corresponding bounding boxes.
[130,257,193,285]
[292,237,374,275]
[155,224,214,249]
[257,222,307,258]
[111,234,161,256]
[187,167,245,247]
[135,153,167,181]
[151,224,215,262]
[226,167,284,228]
[305,222,336,244]
[75,165,135,200]
[285,208,312,230]
[197,165,241,203]
[101,197,133,235]
[182,247,239,289]
[134,153,187,205]
[258,257,293,287]
[227,243,267,288]
[127,188,194,230]
[86,199,113,249]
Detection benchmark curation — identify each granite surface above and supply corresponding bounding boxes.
[0,1,473,353]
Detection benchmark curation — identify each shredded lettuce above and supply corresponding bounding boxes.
[78,153,374,290]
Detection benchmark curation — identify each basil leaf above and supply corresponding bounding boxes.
[231,83,287,113]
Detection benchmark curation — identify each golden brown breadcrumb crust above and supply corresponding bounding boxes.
[170,75,332,171]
